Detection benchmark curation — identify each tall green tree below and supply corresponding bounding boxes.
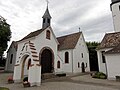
[86,42,100,71]
[0,15,11,61]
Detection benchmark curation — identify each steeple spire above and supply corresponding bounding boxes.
[42,0,51,29]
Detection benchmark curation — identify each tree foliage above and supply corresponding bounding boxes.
[0,16,11,57]
[86,41,100,71]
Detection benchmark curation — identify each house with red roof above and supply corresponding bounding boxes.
[97,0,120,80]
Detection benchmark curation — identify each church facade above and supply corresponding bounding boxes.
[6,6,90,86]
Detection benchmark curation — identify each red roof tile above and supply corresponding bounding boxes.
[57,32,81,50]
[97,32,120,49]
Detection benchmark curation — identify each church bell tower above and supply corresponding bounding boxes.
[111,0,120,32]
[42,6,51,29]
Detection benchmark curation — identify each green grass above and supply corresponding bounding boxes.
[0,87,9,90]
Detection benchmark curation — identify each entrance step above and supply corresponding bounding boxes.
[41,73,58,80]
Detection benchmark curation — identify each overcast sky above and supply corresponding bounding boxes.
[0,0,114,46]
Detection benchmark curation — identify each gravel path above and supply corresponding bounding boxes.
[0,72,120,90]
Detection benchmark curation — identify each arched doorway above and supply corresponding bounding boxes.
[21,55,29,79]
[81,62,85,73]
[40,49,53,74]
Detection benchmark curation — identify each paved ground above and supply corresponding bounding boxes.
[0,72,120,90]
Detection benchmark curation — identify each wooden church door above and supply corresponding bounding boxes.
[41,49,52,74]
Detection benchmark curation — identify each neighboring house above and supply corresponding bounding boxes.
[97,32,120,80]
[97,0,120,80]
[8,6,90,86]
[5,41,17,72]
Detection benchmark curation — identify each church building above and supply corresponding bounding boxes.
[97,0,120,80]
[5,6,90,86]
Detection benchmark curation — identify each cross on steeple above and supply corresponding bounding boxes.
[46,0,49,7]
[42,0,51,29]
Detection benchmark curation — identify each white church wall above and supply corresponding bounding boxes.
[57,50,73,73]
[111,2,120,32]
[73,33,90,73]
[5,44,16,72]
[105,54,120,80]
[55,52,64,73]
[97,48,112,74]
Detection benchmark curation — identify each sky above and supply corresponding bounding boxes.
[0,0,114,49]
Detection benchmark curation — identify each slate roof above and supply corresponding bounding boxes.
[97,32,120,50]
[105,44,120,54]
[57,32,81,50]
[42,7,51,18]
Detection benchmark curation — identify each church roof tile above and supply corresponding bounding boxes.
[57,32,81,50]
[19,29,44,41]
[105,43,120,54]
[97,32,120,50]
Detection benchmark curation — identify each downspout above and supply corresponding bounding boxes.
[105,59,108,77]
[72,49,74,73]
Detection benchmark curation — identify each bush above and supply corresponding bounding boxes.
[0,87,9,90]
[92,72,107,79]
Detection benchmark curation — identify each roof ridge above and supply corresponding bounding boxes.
[57,32,82,38]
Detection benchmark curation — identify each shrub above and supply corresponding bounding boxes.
[92,72,107,79]
[0,87,9,90]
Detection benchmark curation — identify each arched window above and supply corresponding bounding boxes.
[46,30,50,39]
[65,52,69,63]
[10,54,13,64]
[27,59,31,70]
[78,62,80,68]
[57,61,60,68]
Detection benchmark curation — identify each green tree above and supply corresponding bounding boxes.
[86,42,100,71]
[0,15,11,62]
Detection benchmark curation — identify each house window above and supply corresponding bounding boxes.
[27,59,31,70]
[78,62,80,68]
[10,54,13,64]
[43,18,45,23]
[81,53,83,58]
[47,18,50,23]
[57,61,60,68]
[46,30,50,39]
[101,51,106,63]
[65,52,69,63]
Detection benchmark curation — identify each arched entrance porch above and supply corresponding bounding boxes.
[21,54,30,79]
[39,47,54,74]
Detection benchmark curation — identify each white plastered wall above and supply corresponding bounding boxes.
[111,2,120,32]
[73,33,90,73]
[105,54,120,80]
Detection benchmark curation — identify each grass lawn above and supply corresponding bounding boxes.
[0,87,9,90]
